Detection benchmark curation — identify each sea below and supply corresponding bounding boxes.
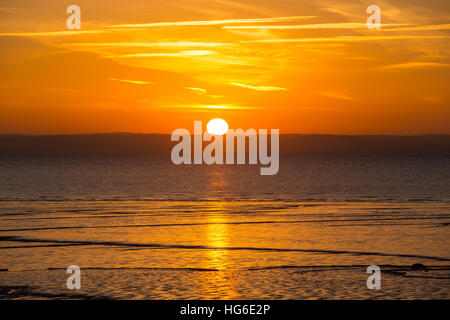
[0,154,449,299]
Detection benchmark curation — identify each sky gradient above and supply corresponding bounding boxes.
[0,0,449,134]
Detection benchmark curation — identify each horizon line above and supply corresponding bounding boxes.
[1,132,450,137]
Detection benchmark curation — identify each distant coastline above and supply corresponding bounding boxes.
[0,133,449,155]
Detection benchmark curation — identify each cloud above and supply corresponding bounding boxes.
[244,35,450,43]
[161,104,255,111]
[198,104,257,110]
[318,90,359,102]
[230,82,287,91]
[184,87,208,93]
[378,62,450,70]
[200,105,232,109]
[0,30,105,37]
[65,42,234,48]
[109,16,315,28]
[108,78,155,85]
[108,50,215,58]
[207,94,224,99]
[207,0,272,16]
[224,23,408,30]
[380,24,450,32]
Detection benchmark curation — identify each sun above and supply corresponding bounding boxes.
[207,118,229,135]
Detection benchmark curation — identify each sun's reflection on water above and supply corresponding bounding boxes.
[199,167,239,298]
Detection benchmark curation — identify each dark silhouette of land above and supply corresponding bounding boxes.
[0,133,449,156]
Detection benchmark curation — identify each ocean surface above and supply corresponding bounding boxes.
[0,154,449,299]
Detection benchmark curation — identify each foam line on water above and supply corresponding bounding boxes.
[1,235,449,262]
[0,215,448,232]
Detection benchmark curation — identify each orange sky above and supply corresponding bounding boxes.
[0,0,449,134]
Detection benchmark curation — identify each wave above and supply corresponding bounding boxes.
[0,196,448,203]
[0,285,111,300]
[1,235,449,262]
[4,265,450,279]
[4,264,449,273]
[1,215,449,233]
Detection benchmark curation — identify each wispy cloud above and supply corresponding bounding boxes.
[0,30,105,37]
[224,23,408,30]
[379,24,450,32]
[200,105,233,109]
[208,0,272,16]
[184,87,208,93]
[198,104,257,110]
[378,62,450,70]
[318,90,359,102]
[65,42,233,48]
[230,82,287,91]
[244,35,450,44]
[109,16,315,28]
[108,78,154,85]
[108,50,215,58]
[161,104,255,111]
